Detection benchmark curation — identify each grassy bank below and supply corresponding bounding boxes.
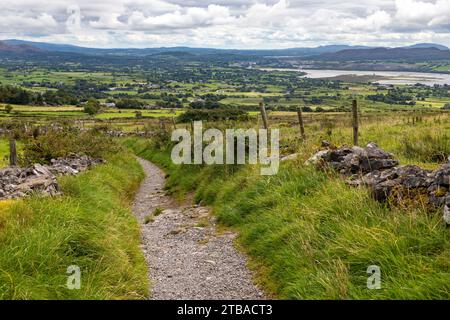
[0,151,148,299]
[125,138,450,299]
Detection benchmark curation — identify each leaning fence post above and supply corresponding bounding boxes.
[297,106,306,140]
[259,101,269,129]
[352,99,359,146]
[172,116,177,130]
[9,139,17,166]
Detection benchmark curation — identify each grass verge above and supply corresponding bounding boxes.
[0,151,148,299]
[125,137,450,300]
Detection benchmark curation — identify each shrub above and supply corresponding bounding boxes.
[21,128,120,165]
[151,128,172,150]
[4,104,13,114]
[116,98,143,109]
[178,109,249,122]
[83,98,101,115]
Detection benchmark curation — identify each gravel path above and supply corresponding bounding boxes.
[132,157,265,300]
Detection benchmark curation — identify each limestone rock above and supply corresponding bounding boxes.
[308,142,450,224]
[0,154,103,200]
[281,153,300,162]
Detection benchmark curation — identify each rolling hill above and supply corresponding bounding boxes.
[310,47,450,61]
[0,40,43,53]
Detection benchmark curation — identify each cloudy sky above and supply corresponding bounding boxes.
[1,0,450,49]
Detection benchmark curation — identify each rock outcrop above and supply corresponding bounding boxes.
[0,155,104,200]
[307,142,450,225]
[308,142,399,174]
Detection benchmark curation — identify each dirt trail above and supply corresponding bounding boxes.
[132,157,264,300]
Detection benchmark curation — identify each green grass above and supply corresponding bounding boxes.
[0,139,12,168]
[125,138,450,299]
[0,104,182,120]
[95,109,182,119]
[0,139,23,168]
[0,151,148,299]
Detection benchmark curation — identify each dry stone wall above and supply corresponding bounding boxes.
[307,142,450,225]
[0,155,104,200]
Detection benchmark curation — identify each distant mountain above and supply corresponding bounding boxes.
[4,39,118,55]
[0,40,43,53]
[406,43,449,50]
[2,39,372,57]
[2,39,449,62]
[301,45,372,54]
[310,47,450,61]
[223,45,373,57]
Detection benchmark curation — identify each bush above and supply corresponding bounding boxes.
[178,109,249,122]
[83,98,101,115]
[21,128,120,165]
[151,128,172,150]
[116,98,143,109]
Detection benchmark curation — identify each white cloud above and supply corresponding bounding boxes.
[127,4,234,30]
[0,0,449,48]
[345,10,392,31]
[394,0,450,28]
[0,13,58,35]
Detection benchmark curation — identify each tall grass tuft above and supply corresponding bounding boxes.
[0,152,148,300]
[399,132,450,163]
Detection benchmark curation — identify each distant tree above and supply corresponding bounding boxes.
[5,104,13,113]
[116,98,143,109]
[443,103,450,110]
[178,109,249,122]
[83,98,101,115]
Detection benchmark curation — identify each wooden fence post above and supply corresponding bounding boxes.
[297,106,306,140]
[9,139,17,166]
[172,116,177,130]
[259,101,269,129]
[352,99,359,146]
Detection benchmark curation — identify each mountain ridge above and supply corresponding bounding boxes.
[1,39,449,63]
[3,39,447,55]
[310,47,450,61]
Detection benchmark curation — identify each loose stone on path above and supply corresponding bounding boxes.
[132,157,265,300]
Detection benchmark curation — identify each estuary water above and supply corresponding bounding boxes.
[302,69,450,86]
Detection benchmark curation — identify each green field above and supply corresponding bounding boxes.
[2,66,450,116]
[0,104,184,120]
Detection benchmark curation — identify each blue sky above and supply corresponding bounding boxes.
[1,0,450,48]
